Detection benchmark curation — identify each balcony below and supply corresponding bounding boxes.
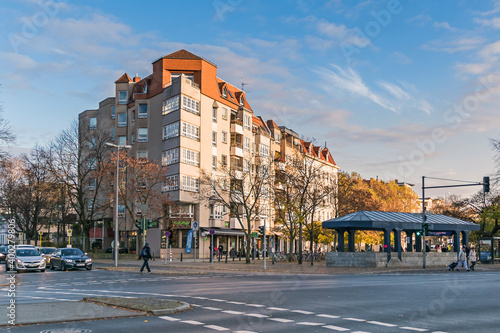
[209,219,226,228]
[230,218,243,229]
[231,146,243,157]
[230,120,243,134]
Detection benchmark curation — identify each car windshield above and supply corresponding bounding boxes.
[39,248,56,254]
[16,249,40,257]
[0,246,8,252]
[62,249,84,256]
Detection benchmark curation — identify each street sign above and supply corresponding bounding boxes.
[193,221,198,230]
[251,232,258,238]
[209,229,215,235]
[165,231,170,237]
[67,229,72,236]
[201,232,206,237]
[38,231,43,236]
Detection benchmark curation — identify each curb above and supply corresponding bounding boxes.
[82,298,192,315]
[150,302,191,315]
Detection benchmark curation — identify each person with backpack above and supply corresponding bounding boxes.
[139,242,152,274]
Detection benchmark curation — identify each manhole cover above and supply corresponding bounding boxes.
[40,328,92,333]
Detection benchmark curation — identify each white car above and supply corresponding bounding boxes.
[7,248,46,272]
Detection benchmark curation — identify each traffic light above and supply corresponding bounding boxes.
[423,223,430,236]
[258,225,265,236]
[483,176,490,193]
[416,230,421,237]
[147,220,158,229]
[135,220,143,232]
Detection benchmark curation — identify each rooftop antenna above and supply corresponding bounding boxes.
[241,80,251,92]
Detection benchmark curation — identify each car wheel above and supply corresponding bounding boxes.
[86,266,92,271]
[50,262,54,270]
[61,262,66,271]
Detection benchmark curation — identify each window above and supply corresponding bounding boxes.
[182,149,200,166]
[118,204,125,216]
[89,117,97,130]
[118,113,127,127]
[111,106,115,119]
[88,157,96,170]
[221,154,227,167]
[163,148,179,165]
[210,204,225,220]
[244,160,250,172]
[88,178,96,190]
[182,96,199,115]
[88,200,94,211]
[212,107,217,122]
[240,96,245,106]
[138,128,148,142]
[137,151,148,161]
[162,95,180,115]
[118,136,127,146]
[111,127,115,141]
[182,123,199,140]
[89,137,96,149]
[259,144,269,157]
[163,122,179,139]
[132,110,135,122]
[222,107,228,120]
[131,133,135,144]
[243,114,251,129]
[275,133,280,143]
[223,87,227,97]
[244,137,250,151]
[212,131,217,146]
[119,91,128,104]
[212,155,217,170]
[138,104,148,118]
[181,175,199,192]
[222,131,227,144]
[163,175,179,191]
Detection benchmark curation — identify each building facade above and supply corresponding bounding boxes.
[79,50,338,257]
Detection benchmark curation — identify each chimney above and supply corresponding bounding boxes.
[133,73,141,82]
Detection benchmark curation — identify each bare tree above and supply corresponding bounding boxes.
[0,103,16,161]
[199,156,273,264]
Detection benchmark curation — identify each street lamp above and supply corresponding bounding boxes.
[106,142,131,267]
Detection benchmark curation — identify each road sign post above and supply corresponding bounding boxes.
[164,231,170,265]
[209,229,215,269]
[67,229,72,247]
[193,221,198,263]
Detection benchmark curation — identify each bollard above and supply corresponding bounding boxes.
[225,251,228,263]
[180,253,183,262]
[239,251,241,261]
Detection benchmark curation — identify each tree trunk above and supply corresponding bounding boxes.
[298,224,303,265]
[310,220,314,265]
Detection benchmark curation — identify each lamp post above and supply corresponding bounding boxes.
[106,142,131,267]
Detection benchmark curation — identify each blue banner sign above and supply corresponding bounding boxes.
[186,229,193,253]
[429,231,452,236]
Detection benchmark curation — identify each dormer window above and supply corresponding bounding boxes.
[240,96,245,106]
[223,87,227,97]
[143,83,148,94]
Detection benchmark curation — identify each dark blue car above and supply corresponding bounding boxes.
[49,248,92,271]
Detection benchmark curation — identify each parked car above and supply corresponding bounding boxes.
[105,247,127,254]
[0,246,9,263]
[7,248,46,272]
[36,247,57,264]
[49,248,92,271]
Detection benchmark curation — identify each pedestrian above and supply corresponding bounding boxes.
[469,246,477,271]
[218,244,223,260]
[139,242,152,274]
[456,245,469,271]
[437,245,442,253]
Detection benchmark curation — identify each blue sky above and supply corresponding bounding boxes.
[1,0,499,198]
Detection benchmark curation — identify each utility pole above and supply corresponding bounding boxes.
[264,219,266,270]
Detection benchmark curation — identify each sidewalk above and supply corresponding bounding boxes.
[93,257,500,275]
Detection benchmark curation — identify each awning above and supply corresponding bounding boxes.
[200,227,246,236]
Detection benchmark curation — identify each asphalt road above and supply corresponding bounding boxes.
[0,266,499,333]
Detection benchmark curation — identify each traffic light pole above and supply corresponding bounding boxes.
[264,219,266,271]
[422,176,426,269]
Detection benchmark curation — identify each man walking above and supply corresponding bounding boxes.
[139,242,152,274]
[456,245,469,271]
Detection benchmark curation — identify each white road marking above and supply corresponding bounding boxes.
[245,313,268,318]
[203,307,222,311]
[401,327,428,332]
[233,331,257,333]
[267,307,288,311]
[317,314,340,319]
[192,296,208,299]
[204,325,230,331]
[291,310,314,315]
[367,321,397,327]
[432,331,449,333]
[246,304,266,308]
[344,317,366,322]
[222,310,245,315]
[210,299,226,302]
[226,301,245,305]
[322,325,350,331]
[297,322,326,326]
[268,318,294,323]
[158,316,180,321]
[182,320,204,325]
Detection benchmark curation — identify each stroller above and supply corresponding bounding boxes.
[448,262,458,271]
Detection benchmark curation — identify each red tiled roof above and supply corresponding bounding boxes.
[115,73,132,83]
[164,49,203,60]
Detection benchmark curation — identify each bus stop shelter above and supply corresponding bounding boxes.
[322,211,480,262]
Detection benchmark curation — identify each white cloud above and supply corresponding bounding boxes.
[455,63,492,75]
[316,19,370,47]
[422,37,485,53]
[377,81,410,100]
[391,51,413,64]
[473,17,500,29]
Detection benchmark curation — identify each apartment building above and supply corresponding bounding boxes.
[79,49,338,257]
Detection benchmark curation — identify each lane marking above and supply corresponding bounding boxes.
[317,314,341,319]
[222,310,245,315]
[401,327,428,332]
[367,321,397,327]
[291,310,314,315]
[234,331,257,333]
[226,301,245,305]
[246,304,266,308]
[322,325,350,331]
[204,324,230,331]
[297,322,326,326]
[268,318,294,323]
[344,317,366,322]
[203,307,222,311]
[182,320,204,325]
[158,316,180,321]
[268,307,288,311]
[245,313,268,318]
[210,299,226,302]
